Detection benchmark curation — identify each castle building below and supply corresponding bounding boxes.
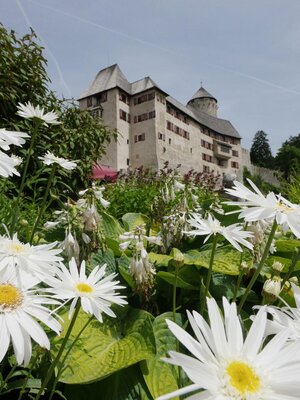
[78,64,242,178]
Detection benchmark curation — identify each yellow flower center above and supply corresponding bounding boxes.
[226,361,260,395]
[7,242,25,254]
[0,284,23,310]
[277,201,293,214]
[76,282,93,294]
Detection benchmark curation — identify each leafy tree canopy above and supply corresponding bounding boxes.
[275,144,300,180]
[250,130,273,168]
[0,24,116,196]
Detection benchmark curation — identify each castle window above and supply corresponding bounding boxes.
[96,91,107,105]
[231,161,239,168]
[190,148,193,153]
[119,109,130,122]
[134,133,145,143]
[203,165,210,173]
[119,91,129,104]
[126,158,130,166]
[202,153,213,162]
[232,150,239,157]
[158,133,165,141]
[169,138,171,144]
[134,92,155,105]
[90,108,103,119]
[87,97,93,107]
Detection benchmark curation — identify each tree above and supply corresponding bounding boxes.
[250,130,273,168]
[275,144,300,180]
[0,24,116,194]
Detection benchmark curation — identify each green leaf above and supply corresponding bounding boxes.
[149,252,172,267]
[184,245,251,276]
[267,255,300,272]
[142,312,184,399]
[101,210,124,239]
[210,273,245,300]
[275,239,300,257]
[122,213,149,231]
[53,307,156,384]
[91,248,116,274]
[64,365,152,400]
[118,254,135,288]
[157,271,198,290]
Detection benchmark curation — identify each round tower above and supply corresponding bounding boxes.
[187,86,218,117]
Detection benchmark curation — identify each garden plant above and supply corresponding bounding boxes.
[2,25,300,400]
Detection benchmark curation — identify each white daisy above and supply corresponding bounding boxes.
[225,179,300,238]
[46,259,127,322]
[0,128,29,150]
[0,151,22,177]
[16,102,60,126]
[0,273,61,366]
[260,283,300,341]
[38,151,77,170]
[0,234,63,281]
[184,213,253,252]
[157,297,300,400]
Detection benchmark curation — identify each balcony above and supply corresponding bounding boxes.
[213,140,232,160]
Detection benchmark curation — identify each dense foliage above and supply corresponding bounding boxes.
[0,24,116,203]
[250,130,273,168]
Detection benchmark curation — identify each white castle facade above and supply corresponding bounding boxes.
[79,64,242,180]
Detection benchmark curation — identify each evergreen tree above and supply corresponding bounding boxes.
[250,130,273,168]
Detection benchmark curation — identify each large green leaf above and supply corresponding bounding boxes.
[157,271,198,290]
[53,307,156,384]
[267,255,300,272]
[184,245,252,276]
[101,210,124,239]
[122,213,149,231]
[64,365,152,400]
[275,239,300,255]
[90,248,116,274]
[149,252,172,267]
[142,312,184,399]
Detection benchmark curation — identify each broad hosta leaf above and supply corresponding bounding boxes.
[101,210,124,239]
[65,365,152,400]
[184,245,252,276]
[157,271,198,290]
[267,255,300,272]
[118,254,135,288]
[53,307,156,384]
[90,248,116,274]
[122,213,150,231]
[210,273,246,300]
[142,312,184,399]
[275,239,300,255]
[149,252,172,267]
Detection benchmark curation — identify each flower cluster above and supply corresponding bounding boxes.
[119,225,162,296]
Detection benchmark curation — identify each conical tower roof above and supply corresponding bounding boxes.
[189,86,217,102]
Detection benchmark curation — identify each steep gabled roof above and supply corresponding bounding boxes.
[189,86,217,102]
[167,96,240,139]
[131,76,163,95]
[78,64,131,99]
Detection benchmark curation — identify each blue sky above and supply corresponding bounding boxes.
[2,0,300,153]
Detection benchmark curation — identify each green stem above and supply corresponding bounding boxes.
[172,262,179,323]
[10,122,40,235]
[233,270,245,303]
[35,303,81,400]
[0,363,18,393]
[48,315,93,400]
[29,164,57,244]
[281,247,300,288]
[200,234,218,315]
[17,351,40,400]
[238,219,278,313]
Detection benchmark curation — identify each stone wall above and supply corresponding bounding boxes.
[241,148,280,187]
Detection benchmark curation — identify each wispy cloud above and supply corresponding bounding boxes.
[16,0,72,98]
[27,0,300,98]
